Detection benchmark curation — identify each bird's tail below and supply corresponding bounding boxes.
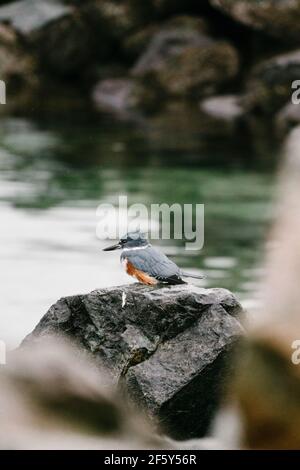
[181,271,206,280]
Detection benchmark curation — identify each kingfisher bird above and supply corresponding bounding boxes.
[103,231,204,285]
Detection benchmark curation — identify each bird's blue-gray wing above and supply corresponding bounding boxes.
[121,246,183,282]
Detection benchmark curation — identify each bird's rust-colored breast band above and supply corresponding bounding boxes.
[125,260,157,285]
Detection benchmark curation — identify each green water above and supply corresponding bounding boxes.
[0,112,276,346]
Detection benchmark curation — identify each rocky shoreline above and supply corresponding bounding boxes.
[0,0,300,138]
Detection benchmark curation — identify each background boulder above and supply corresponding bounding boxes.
[0,22,38,110]
[132,16,239,98]
[210,0,300,44]
[0,0,98,76]
[244,49,300,114]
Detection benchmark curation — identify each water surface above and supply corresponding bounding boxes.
[0,111,277,346]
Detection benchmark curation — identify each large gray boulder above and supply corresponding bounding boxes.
[24,283,244,439]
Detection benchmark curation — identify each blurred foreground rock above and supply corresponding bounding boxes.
[0,339,165,449]
[230,125,300,449]
[24,283,244,440]
[0,339,229,449]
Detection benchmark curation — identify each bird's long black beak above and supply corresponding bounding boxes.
[103,242,122,251]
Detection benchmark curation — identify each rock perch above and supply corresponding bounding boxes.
[24,283,244,440]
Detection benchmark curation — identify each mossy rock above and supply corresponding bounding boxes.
[211,0,300,44]
[156,42,239,98]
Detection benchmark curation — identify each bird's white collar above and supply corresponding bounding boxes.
[123,244,151,251]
